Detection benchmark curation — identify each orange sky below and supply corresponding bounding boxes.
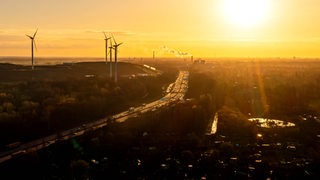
[1,0,320,58]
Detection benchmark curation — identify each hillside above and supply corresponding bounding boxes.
[0,62,149,82]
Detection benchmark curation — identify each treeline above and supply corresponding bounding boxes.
[0,98,227,179]
[0,71,175,145]
[2,60,320,179]
[187,60,320,142]
[189,61,320,119]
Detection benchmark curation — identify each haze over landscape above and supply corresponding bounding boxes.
[1,0,320,58]
[1,1,320,179]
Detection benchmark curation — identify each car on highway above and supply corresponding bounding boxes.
[128,107,135,112]
[107,116,115,124]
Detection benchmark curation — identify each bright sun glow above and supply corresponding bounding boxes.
[222,0,271,28]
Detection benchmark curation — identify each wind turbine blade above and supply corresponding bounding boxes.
[33,40,38,51]
[111,34,117,45]
[26,34,33,39]
[103,31,107,39]
[33,28,38,38]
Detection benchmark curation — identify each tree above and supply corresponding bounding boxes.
[70,159,90,180]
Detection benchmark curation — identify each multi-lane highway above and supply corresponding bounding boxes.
[0,71,189,164]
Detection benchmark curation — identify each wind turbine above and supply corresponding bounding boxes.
[103,32,112,79]
[112,35,123,83]
[26,28,38,70]
[103,32,111,64]
[108,39,113,79]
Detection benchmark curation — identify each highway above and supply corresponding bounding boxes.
[0,71,189,164]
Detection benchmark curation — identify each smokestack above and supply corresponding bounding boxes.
[191,55,193,62]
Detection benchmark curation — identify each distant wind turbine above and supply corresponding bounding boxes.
[103,32,111,64]
[108,38,114,79]
[103,32,112,79]
[26,28,38,70]
[112,35,123,83]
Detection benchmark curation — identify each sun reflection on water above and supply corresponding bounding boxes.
[248,118,295,128]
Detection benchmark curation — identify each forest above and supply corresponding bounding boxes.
[0,61,177,146]
[1,59,320,179]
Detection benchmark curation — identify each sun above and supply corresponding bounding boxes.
[222,0,271,28]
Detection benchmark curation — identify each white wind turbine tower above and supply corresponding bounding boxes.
[112,35,123,83]
[103,32,112,79]
[26,28,38,70]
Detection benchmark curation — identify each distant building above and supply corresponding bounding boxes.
[193,59,206,64]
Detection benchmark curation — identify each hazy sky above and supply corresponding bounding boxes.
[1,0,320,58]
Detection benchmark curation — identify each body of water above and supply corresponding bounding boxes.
[248,118,296,128]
